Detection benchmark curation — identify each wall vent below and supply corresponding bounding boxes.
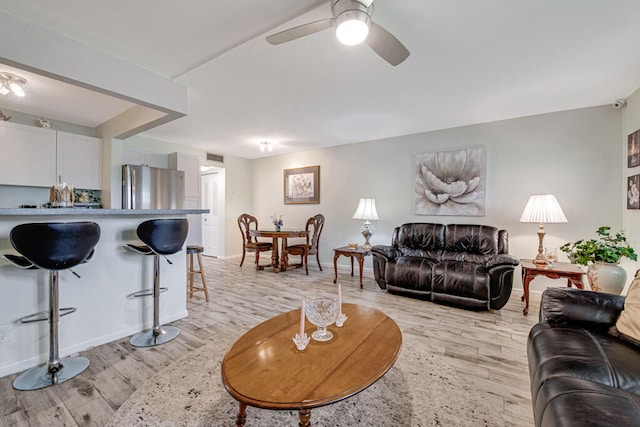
[206,153,224,163]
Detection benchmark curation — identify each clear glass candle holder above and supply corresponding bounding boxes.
[305,297,339,341]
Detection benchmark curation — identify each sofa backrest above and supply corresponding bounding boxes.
[391,223,508,262]
[393,223,445,260]
[442,224,500,263]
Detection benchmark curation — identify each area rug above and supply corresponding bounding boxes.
[107,333,505,426]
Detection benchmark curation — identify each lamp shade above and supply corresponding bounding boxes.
[519,194,567,224]
[352,198,379,221]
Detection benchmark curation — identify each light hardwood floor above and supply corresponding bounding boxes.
[0,256,540,426]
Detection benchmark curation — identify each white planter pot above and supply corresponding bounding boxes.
[586,262,627,294]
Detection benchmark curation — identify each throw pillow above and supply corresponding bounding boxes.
[610,269,640,347]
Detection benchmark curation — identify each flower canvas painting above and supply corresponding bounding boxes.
[415,147,486,216]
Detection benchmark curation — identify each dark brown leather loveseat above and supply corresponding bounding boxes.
[528,288,640,427]
[371,223,519,310]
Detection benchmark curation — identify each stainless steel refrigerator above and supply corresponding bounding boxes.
[122,165,185,209]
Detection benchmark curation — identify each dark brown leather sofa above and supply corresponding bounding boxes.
[528,288,640,427]
[371,223,519,310]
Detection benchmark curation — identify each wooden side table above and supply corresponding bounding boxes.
[520,259,585,315]
[333,246,371,289]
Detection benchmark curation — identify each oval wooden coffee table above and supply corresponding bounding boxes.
[221,303,402,426]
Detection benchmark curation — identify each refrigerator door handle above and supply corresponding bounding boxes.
[130,168,136,209]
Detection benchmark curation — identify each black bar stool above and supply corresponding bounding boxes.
[123,218,188,347]
[7,222,100,391]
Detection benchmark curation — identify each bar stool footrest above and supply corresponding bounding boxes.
[19,307,77,323]
[2,254,37,269]
[128,287,168,298]
[123,244,154,255]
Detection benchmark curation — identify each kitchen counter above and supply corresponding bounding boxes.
[0,209,207,377]
[0,208,208,216]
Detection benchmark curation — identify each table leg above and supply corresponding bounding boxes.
[520,267,526,302]
[271,237,279,272]
[333,252,340,284]
[568,278,584,290]
[523,273,534,315]
[350,256,354,277]
[298,409,311,427]
[236,402,247,426]
[357,254,364,289]
[280,238,288,272]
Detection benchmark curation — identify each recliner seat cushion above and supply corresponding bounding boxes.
[432,260,490,304]
[385,256,435,292]
[528,323,640,406]
[535,376,640,427]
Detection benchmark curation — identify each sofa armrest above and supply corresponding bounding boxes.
[539,287,625,327]
[483,254,520,269]
[371,245,400,290]
[371,245,400,260]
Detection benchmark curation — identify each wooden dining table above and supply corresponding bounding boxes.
[250,229,308,272]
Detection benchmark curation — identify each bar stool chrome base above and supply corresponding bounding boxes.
[130,325,180,347]
[13,356,90,391]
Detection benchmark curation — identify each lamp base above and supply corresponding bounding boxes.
[533,226,548,266]
[533,256,548,266]
[361,221,375,250]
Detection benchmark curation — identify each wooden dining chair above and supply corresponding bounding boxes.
[283,214,325,274]
[237,213,272,267]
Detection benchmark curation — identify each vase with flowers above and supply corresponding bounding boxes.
[271,214,284,231]
[560,226,637,294]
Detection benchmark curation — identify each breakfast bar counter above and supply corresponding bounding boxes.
[0,208,207,216]
[0,208,207,377]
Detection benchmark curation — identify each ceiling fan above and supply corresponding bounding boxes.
[266,0,410,66]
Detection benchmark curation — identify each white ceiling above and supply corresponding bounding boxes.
[1,0,640,160]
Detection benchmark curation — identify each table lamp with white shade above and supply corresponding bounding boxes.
[519,194,568,266]
[352,198,379,250]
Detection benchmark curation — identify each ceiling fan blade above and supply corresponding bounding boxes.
[266,19,334,45]
[366,22,410,66]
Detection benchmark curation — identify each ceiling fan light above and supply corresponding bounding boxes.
[335,10,370,46]
[259,140,274,152]
[9,81,25,97]
[0,82,9,96]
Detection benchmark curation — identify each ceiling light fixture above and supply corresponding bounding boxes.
[259,141,273,152]
[333,1,372,46]
[0,72,27,97]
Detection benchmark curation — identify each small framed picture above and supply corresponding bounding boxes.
[628,174,640,209]
[628,129,640,168]
[284,165,320,204]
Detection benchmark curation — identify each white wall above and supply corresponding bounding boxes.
[250,105,628,293]
[622,87,640,293]
[223,156,253,257]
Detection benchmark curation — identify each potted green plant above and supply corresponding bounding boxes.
[560,226,637,294]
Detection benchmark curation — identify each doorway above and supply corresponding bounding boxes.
[201,168,224,257]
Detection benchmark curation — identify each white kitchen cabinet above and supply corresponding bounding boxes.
[56,132,102,189]
[122,149,169,169]
[0,121,56,187]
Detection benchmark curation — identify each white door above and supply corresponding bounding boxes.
[202,172,220,257]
